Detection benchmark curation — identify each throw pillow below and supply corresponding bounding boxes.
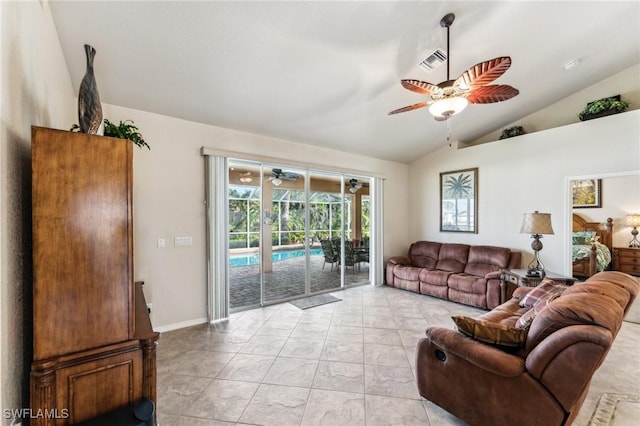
[572,231,596,245]
[519,279,569,308]
[515,292,561,329]
[452,316,527,348]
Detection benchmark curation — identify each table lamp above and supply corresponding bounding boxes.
[626,214,640,248]
[520,211,554,277]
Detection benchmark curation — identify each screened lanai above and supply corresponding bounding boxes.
[228,163,371,310]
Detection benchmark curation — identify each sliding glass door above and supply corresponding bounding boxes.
[262,165,308,304]
[227,160,371,311]
[309,172,343,293]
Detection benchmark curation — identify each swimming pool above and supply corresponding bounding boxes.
[229,248,323,267]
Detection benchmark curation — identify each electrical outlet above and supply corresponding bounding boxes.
[157,238,166,248]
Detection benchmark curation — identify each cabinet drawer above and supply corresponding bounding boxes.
[618,258,640,266]
[620,266,640,275]
[618,253,640,261]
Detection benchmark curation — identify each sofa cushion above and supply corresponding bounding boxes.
[409,241,441,269]
[525,293,623,353]
[478,299,526,326]
[419,269,453,286]
[519,279,568,308]
[563,281,631,313]
[515,294,560,329]
[463,245,511,277]
[393,265,421,282]
[447,274,487,294]
[588,272,640,312]
[435,244,469,273]
[452,316,527,348]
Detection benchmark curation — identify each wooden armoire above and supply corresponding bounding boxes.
[29,127,159,425]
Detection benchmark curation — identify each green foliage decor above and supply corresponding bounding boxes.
[499,125,525,140]
[71,119,150,149]
[578,96,629,121]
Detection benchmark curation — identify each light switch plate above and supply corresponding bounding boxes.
[175,236,193,246]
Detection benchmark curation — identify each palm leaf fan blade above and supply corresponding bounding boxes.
[388,101,429,115]
[454,57,512,91]
[465,85,519,104]
[401,80,442,95]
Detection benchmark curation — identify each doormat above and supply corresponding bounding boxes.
[289,294,342,310]
[589,393,640,426]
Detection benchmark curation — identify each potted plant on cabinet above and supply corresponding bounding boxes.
[71,119,150,149]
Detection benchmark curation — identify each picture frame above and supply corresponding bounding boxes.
[440,167,478,233]
[572,179,602,208]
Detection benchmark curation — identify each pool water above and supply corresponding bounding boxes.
[230,248,323,267]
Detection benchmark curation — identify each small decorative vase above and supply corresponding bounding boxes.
[78,44,103,134]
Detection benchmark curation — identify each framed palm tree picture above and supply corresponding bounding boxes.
[440,168,478,233]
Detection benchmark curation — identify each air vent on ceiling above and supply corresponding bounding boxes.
[418,47,447,72]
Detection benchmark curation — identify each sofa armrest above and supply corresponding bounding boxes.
[387,256,411,266]
[484,270,502,280]
[423,327,525,377]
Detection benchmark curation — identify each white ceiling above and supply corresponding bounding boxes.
[49,1,640,163]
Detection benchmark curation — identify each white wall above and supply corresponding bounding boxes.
[0,0,76,421]
[101,103,409,329]
[407,110,640,276]
[470,63,640,145]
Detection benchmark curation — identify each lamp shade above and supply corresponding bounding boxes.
[626,214,640,227]
[520,211,554,235]
[428,97,468,118]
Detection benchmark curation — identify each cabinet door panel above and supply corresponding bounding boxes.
[32,127,133,359]
[55,349,142,424]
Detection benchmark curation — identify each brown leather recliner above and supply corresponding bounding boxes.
[415,271,640,426]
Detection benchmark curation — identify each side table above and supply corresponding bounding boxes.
[612,247,640,276]
[500,269,576,304]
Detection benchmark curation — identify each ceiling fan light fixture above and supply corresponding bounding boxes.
[428,96,468,118]
[271,177,282,186]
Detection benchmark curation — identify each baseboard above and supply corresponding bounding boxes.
[154,317,208,333]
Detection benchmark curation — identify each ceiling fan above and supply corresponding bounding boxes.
[334,179,369,193]
[389,13,519,121]
[267,168,301,186]
[346,179,369,193]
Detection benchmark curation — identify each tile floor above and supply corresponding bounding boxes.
[156,284,639,426]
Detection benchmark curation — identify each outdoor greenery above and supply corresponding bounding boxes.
[228,185,370,249]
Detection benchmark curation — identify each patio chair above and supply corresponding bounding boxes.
[341,240,360,274]
[320,239,339,271]
[357,247,369,265]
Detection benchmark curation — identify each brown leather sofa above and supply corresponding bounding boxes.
[386,241,521,309]
[416,271,640,426]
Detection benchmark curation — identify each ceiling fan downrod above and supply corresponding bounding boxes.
[440,13,455,82]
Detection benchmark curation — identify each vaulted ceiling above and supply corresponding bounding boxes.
[50,1,640,163]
